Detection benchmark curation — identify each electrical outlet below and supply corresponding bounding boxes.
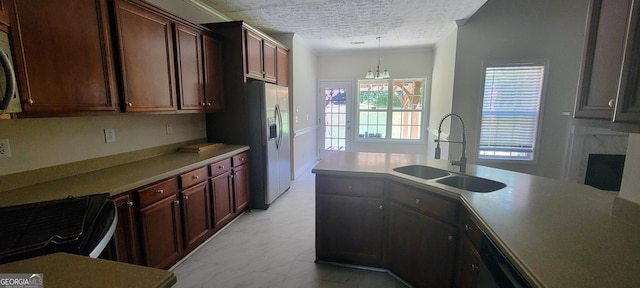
[0,139,11,158]
[104,129,116,143]
[166,123,173,135]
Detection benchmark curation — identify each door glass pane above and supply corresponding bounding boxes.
[324,88,347,151]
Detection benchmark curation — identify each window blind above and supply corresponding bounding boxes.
[479,64,544,161]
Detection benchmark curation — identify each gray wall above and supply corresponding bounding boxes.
[427,27,458,159]
[451,0,589,178]
[272,33,319,179]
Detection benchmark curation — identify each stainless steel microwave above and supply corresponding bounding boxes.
[0,30,21,115]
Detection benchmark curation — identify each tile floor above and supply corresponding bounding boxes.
[170,169,407,288]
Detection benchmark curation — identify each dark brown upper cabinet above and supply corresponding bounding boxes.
[204,21,288,85]
[245,29,277,83]
[113,0,177,112]
[202,33,224,112]
[8,0,119,117]
[574,0,632,121]
[613,0,640,132]
[174,23,205,111]
[276,47,289,87]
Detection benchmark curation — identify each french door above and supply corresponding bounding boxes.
[318,81,352,158]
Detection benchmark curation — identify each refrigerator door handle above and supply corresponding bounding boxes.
[275,104,281,149]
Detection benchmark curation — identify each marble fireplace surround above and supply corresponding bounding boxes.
[564,126,628,188]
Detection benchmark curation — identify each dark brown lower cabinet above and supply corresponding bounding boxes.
[232,163,249,212]
[457,236,481,287]
[316,194,386,267]
[211,170,233,228]
[180,181,210,252]
[388,202,458,288]
[111,152,249,269]
[111,193,141,265]
[139,194,183,269]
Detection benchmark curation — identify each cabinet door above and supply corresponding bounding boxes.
[316,194,385,267]
[388,202,457,288]
[233,163,250,212]
[175,23,204,111]
[114,0,176,112]
[613,0,640,131]
[112,193,140,265]
[181,182,210,251]
[211,172,233,228]
[203,33,223,111]
[9,0,118,116]
[457,237,481,288]
[139,195,182,269]
[245,30,263,79]
[262,41,277,83]
[574,0,632,120]
[276,47,289,86]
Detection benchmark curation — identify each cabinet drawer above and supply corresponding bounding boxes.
[210,158,231,177]
[232,152,248,167]
[388,182,458,225]
[461,209,483,250]
[180,166,208,189]
[316,175,384,198]
[137,177,179,207]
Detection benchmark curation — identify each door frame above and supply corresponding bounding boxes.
[317,80,354,158]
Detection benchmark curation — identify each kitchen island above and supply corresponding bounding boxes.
[312,151,640,288]
[0,253,176,288]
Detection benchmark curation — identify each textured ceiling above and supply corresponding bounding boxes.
[198,0,487,53]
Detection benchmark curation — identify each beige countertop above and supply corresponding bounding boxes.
[312,151,640,288]
[0,252,176,288]
[0,144,249,207]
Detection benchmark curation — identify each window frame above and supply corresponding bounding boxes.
[355,77,429,144]
[475,59,548,163]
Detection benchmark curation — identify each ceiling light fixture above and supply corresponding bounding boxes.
[365,36,390,79]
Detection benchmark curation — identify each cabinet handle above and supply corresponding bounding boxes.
[193,175,199,180]
[126,201,134,206]
[157,189,164,194]
[608,99,616,108]
[26,98,34,105]
[471,264,479,271]
[127,102,133,107]
[415,198,421,205]
[240,158,245,161]
[207,102,212,106]
[202,102,207,106]
[464,224,472,232]
[174,200,180,205]
[219,165,225,169]
[184,195,189,200]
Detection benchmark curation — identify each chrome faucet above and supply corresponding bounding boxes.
[434,113,467,173]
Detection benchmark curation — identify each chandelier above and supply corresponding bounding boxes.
[365,36,390,79]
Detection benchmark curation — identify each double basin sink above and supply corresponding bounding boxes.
[393,165,506,193]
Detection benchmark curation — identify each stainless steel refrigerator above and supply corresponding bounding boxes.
[247,81,291,209]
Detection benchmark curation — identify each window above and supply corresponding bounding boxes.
[358,79,426,141]
[478,62,546,161]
